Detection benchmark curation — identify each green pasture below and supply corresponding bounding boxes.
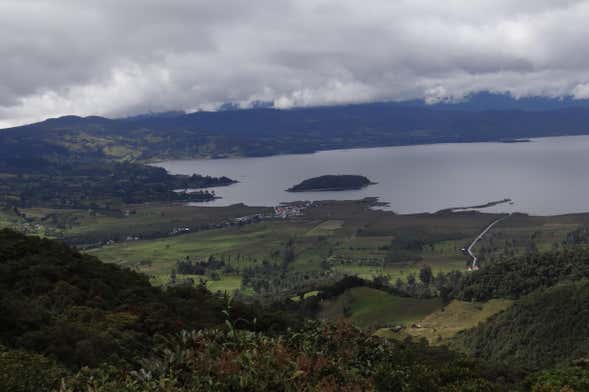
[376,298,513,344]
[319,286,442,328]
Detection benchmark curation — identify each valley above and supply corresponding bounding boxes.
[3,135,589,390]
[4,122,589,390]
[4,194,589,306]
[5,3,589,389]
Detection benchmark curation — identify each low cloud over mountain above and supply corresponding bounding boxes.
[2,0,589,127]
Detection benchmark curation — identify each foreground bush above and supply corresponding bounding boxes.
[0,345,67,392]
[59,322,516,392]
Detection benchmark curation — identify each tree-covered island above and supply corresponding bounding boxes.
[287,174,375,192]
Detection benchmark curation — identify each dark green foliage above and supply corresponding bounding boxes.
[0,229,292,369]
[59,323,519,391]
[454,280,589,370]
[0,345,68,392]
[419,264,434,284]
[287,174,373,192]
[525,366,589,391]
[451,247,589,301]
[175,256,229,275]
[241,259,343,297]
[0,160,233,208]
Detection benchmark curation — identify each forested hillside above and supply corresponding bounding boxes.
[454,280,589,371]
[0,229,292,369]
[0,140,234,208]
[450,247,589,301]
[0,230,531,391]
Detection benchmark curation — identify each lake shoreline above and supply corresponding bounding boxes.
[155,135,589,216]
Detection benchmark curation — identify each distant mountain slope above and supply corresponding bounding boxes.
[3,99,589,163]
[390,91,589,112]
[216,92,589,113]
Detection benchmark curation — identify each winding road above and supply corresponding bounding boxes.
[466,214,511,270]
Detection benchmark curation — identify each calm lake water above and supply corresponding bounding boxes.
[155,136,589,215]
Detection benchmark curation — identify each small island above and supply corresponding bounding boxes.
[287,175,375,192]
[499,138,531,143]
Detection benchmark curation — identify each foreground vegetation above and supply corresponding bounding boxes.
[1,229,532,391]
[3,228,589,389]
[57,323,522,392]
[0,230,293,371]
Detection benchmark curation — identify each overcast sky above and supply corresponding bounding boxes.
[2,0,589,127]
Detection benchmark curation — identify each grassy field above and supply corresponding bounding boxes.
[470,213,589,262]
[0,207,53,236]
[8,199,589,299]
[89,220,311,278]
[318,286,443,328]
[87,201,489,288]
[333,256,466,283]
[0,209,16,229]
[375,299,513,343]
[304,220,344,236]
[49,203,272,243]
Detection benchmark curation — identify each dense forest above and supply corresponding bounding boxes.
[0,157,233,209]
[287,175,374,192]
[449,247,589,301]
[454,280,589,371]
[0,230,292,367]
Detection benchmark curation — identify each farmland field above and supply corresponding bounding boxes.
[7,198,589,298]
[374,299,514,343]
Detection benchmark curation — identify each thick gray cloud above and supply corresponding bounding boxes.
[2,0,589,127]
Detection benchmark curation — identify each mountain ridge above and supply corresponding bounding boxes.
[4,99,589,164]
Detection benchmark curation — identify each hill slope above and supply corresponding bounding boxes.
[0,229,291,369]
[0,230,526,391]
[454,280,589,370]
[450,247,589,301]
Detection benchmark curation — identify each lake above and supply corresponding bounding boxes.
[155,135,589,215]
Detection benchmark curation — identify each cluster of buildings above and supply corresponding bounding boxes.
[170,227,191,235]
[233,214,265,224]
[103,201,312,247]
[274,201,311,219]
[232,201,311,222]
